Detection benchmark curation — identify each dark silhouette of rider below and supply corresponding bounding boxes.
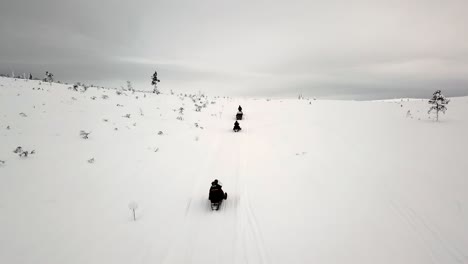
[209,179,225,202]
[233,121,241,132]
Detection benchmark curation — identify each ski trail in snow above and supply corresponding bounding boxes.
[161,102,271,264]
[390,201,467,264]
[236,128,270,264]
[161,114,244,264]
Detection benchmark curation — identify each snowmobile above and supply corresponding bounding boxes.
[209,184,227,210]
[210,192,228,210]
[236,111,243,120]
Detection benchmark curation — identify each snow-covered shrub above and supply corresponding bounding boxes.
[406,110,412,118]
[428,90,450,121]
[127,81,134,93]
[123,114,131,118]
[44,71,54,83]
[88,158,95,164]
[16,147,35,157]
[71,84,79,91]
[19,112,27,117]
[0,160,5,165]
[80,130,91,139]
[176,116,183,121]
[128,201,138,221]
[102,95,109,100]
[13,146,23,154]
[157,131,163,135]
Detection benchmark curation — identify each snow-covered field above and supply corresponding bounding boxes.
[1,76,467,264]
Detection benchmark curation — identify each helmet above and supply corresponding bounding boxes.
[213,179,218,184]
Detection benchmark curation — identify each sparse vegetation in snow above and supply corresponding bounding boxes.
[80,130,91,139]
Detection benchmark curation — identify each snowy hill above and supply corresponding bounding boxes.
[1,76,468,264]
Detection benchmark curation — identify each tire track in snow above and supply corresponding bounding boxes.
[237,131,270,264]
[406,207,467,263]
[162,113,245,264]
[390,200,466,264]
[161,132,224,264]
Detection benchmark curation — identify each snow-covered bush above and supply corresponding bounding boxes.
[13,146,23,154]
[428,90,450,121]
[406,110,412,118]
[80,130,91,139]
[127,81,134,93]
[128,202,138,221]
[44,71,54,83]
[14,147,35,157]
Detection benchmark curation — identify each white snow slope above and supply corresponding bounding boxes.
[1,76,468,264]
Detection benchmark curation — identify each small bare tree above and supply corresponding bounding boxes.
[127,81,134,93]
[428,90,450,121]
[151,71,161,94]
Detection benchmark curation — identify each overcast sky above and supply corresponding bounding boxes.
[1,0,468,99]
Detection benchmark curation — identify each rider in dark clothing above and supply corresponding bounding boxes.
[238,105,242,112]
[233,121,241,132]
[209,179,225,202]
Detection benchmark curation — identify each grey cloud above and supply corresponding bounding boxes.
[1,0,468,99]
